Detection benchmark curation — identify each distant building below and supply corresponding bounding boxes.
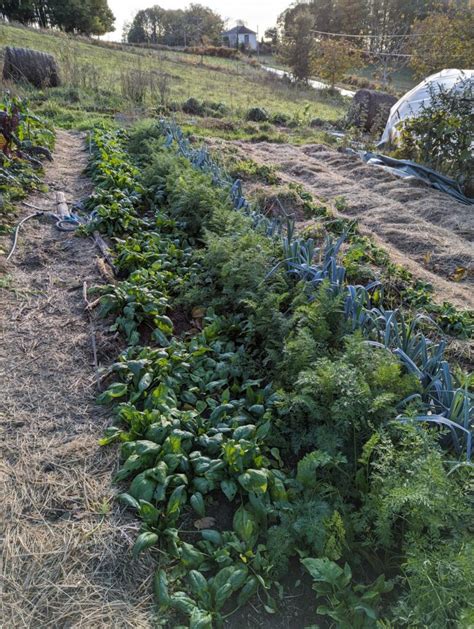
[222,25,258,51]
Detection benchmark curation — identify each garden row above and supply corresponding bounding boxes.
[218,150,473,340]
[86,122,473,628]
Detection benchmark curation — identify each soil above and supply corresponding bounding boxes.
[0,130,154,627]
[210,139,474,310]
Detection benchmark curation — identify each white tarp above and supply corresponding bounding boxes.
[379,68,474,145]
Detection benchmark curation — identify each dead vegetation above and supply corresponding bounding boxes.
[0,130,154,628]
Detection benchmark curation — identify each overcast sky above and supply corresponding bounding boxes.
[105,0,289,41]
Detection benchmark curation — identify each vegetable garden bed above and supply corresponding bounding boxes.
[85,121,473,628]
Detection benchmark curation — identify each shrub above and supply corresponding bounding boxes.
[182,98,229,118]
[246,107,270,122]
[184,45,240,59]
[271,112,290,126]
[396,79,474,194]
[182,97,205,115]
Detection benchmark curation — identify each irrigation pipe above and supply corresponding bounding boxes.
[6,211,44,261]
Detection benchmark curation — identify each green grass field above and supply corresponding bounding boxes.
[0,22,347,136]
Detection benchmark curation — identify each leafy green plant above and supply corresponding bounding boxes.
[226,158,280,185]
[85,125,472,629]
[0,92,54,222]
[396,79,474,194]
[302,557,392,628]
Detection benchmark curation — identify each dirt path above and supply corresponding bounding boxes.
[219,140,474,310]
[0,130,153,628]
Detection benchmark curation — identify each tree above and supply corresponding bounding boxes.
[277,0,470,59]
[125,4,223,46]
[50,0,115,35]
[184,4,223,46]
[1,0,115,35]
[278,7,317,82]
[410,12,474,78]
[264,27,279,46]
[314,38,362,90]
[1,0,37,24]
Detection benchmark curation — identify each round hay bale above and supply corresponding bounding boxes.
[348,89,397,133]
[2,46,60,88]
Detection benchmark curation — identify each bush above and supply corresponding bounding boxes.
[182,97,205,115]
[184,45,240,59]
[345,74,382,92]
[396,79,474,194]
[182,97,229,118]
[271,112,290,126]
[246,107,270,122]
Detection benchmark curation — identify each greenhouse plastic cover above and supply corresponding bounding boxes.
[379,68,474,146]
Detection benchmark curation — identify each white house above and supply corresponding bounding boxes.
[222,25,258,51]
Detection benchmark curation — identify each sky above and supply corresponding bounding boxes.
[105,0,290,41]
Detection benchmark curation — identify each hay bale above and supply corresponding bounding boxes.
[2,46,60,88]
[348,89,397,133]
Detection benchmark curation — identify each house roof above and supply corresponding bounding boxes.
[222,25,256,36]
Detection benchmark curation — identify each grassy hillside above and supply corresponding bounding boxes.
[0,22,347,139]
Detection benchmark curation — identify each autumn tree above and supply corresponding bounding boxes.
[314,38,362,90]
[410,12,474,78]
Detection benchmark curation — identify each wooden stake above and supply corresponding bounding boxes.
[55,191,69,218]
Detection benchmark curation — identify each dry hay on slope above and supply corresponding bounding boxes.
[0,130,154,628]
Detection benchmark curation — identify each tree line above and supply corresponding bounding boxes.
[125,4,224,47]
[278,0,461,45]
[276,0,473,85]
[1,0,115,36]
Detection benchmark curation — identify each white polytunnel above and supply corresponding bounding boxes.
[379,68,474,146]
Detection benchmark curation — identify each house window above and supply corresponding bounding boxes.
[244,34,249,45]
